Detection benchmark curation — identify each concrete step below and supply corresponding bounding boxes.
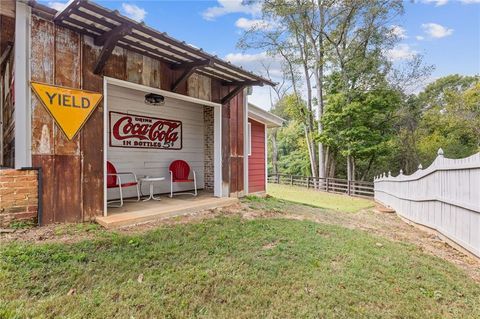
[96,196,238,229]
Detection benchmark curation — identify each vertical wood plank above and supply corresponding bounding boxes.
[54,155,82,222]
[126,50,143,84]
[32,155,54,224]
[81,40,105,221]
[31,16,54,155]
[53,25,81,155]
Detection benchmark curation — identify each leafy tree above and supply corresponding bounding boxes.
[321,85,401,180]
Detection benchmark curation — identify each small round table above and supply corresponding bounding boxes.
[140,176,165,201]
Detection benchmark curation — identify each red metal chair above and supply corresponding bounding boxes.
[169,160,197,197]
[107,161,140,207]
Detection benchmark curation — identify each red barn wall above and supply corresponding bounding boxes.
[248,119,265,193]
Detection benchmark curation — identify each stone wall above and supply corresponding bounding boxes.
[0,169,38,226]
[204,106,214,190]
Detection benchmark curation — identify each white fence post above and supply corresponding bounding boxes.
[374,149,480,258]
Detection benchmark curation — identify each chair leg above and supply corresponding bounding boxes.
[136,183,140,201]
[170,172,173,198]
[119,184,124,207]
[194,172,197,196]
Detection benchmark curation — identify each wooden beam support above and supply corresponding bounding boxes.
[171,67,197,92]
[170,59,214,92]
[221,85,247,105]
[93,25,132,74]
[94,24,132,47]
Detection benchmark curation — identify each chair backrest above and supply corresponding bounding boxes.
[169,160,190,180]
[106,161,117,187]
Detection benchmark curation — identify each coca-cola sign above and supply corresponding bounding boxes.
[109,111,182,150]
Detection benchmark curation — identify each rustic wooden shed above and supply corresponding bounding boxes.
[1,0,274,224]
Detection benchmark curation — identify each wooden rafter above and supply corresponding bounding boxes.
[221,80,264,87]
[171,59,213,70]
[221,85,247,105]
[171,59,213,92]
[93,25,132,74]
[94,24,131,46]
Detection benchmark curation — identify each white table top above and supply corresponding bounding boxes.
[140,176,165,182]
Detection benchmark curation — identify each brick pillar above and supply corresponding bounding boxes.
[204,106,214,190]
[0,169,38,226]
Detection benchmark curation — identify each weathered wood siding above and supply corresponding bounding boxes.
[248,119,266,193]
[0,12,15,167]
[375,150,480,257]
[29,13,245,223]
[107,84,205,199]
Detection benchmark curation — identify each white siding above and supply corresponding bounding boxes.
[107,84,205,199]
[374,150,480,257]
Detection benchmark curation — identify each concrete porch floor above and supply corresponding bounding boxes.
[96,192,238,229]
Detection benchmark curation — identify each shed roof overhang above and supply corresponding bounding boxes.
[30,0,275,93]
[248,103,284,128]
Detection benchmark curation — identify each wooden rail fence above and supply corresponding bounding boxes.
[267,174,374,198]
[374,149,480,258]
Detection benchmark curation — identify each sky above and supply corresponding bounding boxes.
[44,0,480,110]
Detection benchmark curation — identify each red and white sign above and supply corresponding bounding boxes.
[109,111,182,150]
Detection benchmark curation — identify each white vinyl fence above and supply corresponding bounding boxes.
[374,149,480,258]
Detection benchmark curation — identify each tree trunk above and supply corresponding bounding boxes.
[271,130,279,175]
[347,155,353,181]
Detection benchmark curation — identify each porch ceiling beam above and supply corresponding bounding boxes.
[94,25,132,74]
[171,59,213,70]
[94,24,132,47]
[221,85,247,105]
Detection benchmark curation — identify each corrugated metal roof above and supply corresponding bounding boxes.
[46,0,274,87]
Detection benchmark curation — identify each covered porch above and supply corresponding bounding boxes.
[97,191,237,228]
[102,77,226,227]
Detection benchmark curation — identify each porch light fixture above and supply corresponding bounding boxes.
[145,93,165,106]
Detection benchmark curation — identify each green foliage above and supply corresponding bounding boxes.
[275,120,311,175]
[271,74,480,180]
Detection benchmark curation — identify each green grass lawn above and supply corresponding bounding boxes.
[267,183,375,212]
[1,216,479,318]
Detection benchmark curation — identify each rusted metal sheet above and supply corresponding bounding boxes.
[31,16,55,155]
[142,55,161,88]
[81,40,105,220]
[126,50,143,84]
[160,61,187,95]
[104,47,127,81]
[32,155,54,224]
[126,52,160,88]
[0,15,15,55]
[54,155,82,222]
[54,25,81,155]
[0,0,15,18]
[188,73,211,101]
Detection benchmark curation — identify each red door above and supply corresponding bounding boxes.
[248,119,266,193]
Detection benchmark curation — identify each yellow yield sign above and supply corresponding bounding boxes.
[31,82,103,140]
